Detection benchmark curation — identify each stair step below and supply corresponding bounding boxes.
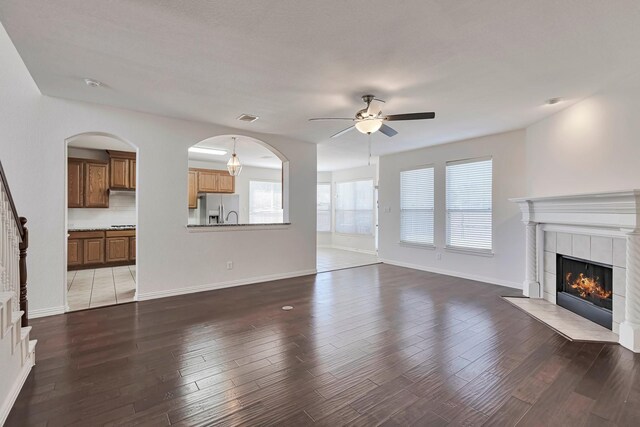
[20,326,32,340]
[11,310,24,326]
[0,292,12,306]
[29,339,37,354]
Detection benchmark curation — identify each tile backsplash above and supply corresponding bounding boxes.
[68,193,136,228]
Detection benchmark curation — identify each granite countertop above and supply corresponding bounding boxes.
[69,226,136,232]
[187,223,291,228]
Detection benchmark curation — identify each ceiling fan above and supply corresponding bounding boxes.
[309,94,435,138]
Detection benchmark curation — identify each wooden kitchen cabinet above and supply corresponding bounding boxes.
[84,161,109,208]
[106,237,129,262]
[129,237,136,261]
[108,150,136,190]
[197,169,218,192]
[68,159,84,208]
[188,170,198,208]
[67,239,83,266]
[189,168,235,195]
[83,238,105,264]
[129,159,136,189]
[217,173,235,193]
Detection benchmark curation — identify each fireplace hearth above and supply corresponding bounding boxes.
[556,254,613,329]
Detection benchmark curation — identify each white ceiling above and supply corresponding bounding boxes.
[2,1,640,171]
[190,135,282,169]
[67,133,135,152]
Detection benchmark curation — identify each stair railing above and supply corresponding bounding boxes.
[0,160,28,326]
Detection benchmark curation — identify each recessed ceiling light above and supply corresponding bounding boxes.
[237,113,259,123]
[188,147,227,156]
[545,97,563,105]
[84,78,103,88]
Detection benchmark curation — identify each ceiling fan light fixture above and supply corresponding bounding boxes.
[355,119,383,134]
[227,137,243,176]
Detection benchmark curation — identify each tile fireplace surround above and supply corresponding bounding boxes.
[512,190,640,353]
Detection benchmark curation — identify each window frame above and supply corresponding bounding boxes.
[445,156,494,255]
[399,164,436,249]
[249,179,284,224]
[334,178,375,236]
[316,182,332,233]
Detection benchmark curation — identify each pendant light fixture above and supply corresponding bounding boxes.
[227,136,243,176]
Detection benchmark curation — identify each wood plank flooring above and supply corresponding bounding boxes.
[7,264,640,426]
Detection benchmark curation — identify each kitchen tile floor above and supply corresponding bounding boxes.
[316,247,380,273]
[66,265,136,311]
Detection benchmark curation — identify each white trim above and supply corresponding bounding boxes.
[29,306,65,319]
[329,245,378,255]
[540,223,628,238]
[138,269,317,301]
[379,258,520,289]
[398,242,436,250]
[0,350,34,426]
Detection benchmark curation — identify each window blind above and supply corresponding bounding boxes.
[400,167,434,245]
[446,158,492,251]
[335,180,373,235]
[317,183,331,232]
[249,180,283,224]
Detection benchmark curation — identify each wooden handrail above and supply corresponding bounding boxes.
[0,160,25,241]
[0,159,28,326]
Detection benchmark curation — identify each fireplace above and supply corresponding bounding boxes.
[556,254,613,329]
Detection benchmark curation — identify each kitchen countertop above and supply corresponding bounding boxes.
[69,226,136,232]
[187,223,290,227]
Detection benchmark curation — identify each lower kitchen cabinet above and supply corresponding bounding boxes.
[84,238,105,264]
[68,239,83,266]
[106,237,129,262]
[68,229,136,270]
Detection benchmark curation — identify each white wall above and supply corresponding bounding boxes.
[378,130,527,288]
[68,193,136,229]
[188,160,282,224]
[0,23,317,316]
[526,73,640,196]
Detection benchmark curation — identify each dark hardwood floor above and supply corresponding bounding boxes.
[7,264,640,426]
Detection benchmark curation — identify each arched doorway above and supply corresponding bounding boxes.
[64,132,139,311]
[187,135,290,225]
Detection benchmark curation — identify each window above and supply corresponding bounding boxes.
[446,158,493,251]
[317,183,331,232]
[335,180,374,235]
[400,167,434,246]
[249,180,283,224]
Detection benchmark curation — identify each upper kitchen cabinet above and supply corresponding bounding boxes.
[188,170,198,208]
[190,168,235,195]
[68,158,109,208]
[84,161,110,208]
[68,158,84,208]
[107,150,136,190]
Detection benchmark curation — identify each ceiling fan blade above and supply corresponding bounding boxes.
[309,117,355,121]
[330,125,356,138]
[379,124,398,137]
[385,112,435,121]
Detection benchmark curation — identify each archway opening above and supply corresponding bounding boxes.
[187,135,289,225]
[64,132,139,312]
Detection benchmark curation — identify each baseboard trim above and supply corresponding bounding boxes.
[138,269,318,301]
[328,245,378,256]
[0,351,34,425]
[29,306,65,319]
[379,258,521,289]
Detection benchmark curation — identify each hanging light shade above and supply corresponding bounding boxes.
[227,137,243,176]
[355,118,383,134]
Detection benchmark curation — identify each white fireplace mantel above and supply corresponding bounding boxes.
[510,190,640,353]
[511,189,640,231]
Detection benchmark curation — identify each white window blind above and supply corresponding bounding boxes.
[446,158,493,251]
[335,180,373,235]
[400,167,434,245]
[317,183,331,232]
[249,180,283,224]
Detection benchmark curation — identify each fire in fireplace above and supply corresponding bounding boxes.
[556,254,613,329]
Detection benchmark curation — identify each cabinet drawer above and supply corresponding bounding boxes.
[106,230,135,238]
[69,231,105,239]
